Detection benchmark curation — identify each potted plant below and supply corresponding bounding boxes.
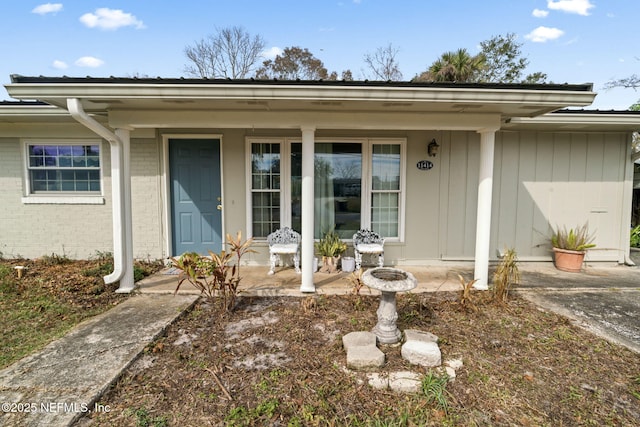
[551,223,596,272]
[315,228,347,273]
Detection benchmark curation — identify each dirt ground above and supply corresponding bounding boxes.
[82,289,640,426]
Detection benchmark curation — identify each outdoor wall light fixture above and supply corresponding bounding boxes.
[427,139,440,157]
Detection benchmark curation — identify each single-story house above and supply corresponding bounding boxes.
[1,76,639,293]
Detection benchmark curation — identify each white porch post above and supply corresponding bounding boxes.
[300,126,316,292]
[114,128,135,293]
[473,129,497,290]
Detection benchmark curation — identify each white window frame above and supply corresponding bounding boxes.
[245,138,288,239]
[368,139,406,243]
[245,137,406,242]
[21,139,105,205]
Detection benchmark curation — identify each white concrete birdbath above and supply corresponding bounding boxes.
[362,267,417,344]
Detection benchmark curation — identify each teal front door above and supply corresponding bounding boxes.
[169,138,222,255]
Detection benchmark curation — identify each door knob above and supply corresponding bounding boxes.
[217,205,222,211]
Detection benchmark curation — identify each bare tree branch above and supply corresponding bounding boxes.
[604,75,640,91]
[184,26,266,78]
[363,44,403,81]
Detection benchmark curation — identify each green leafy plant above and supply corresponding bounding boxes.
[551,223,596,252]
[492,248,520,303]
[171,231,255,313]
[421,371,450,413]
[630,225,640,248]
[315,228,347,273]
[315,228,347,258]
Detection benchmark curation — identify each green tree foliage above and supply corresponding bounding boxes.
[256,46,345,80]
[415,48,486,82]
[478,33,547,83]
[184,26,266,79]
[414,34,547,84]
[522,71,549,84]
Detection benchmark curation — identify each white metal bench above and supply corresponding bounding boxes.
[267,227,301,275]
[353,229,385,270]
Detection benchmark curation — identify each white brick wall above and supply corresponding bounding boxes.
[0,136,165,260]
[130,138,164,259]
[0,137,112,258]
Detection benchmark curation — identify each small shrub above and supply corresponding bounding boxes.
[493,248,520,303]
[172,231,255,313]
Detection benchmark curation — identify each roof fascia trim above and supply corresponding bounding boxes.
[5,82,596,107]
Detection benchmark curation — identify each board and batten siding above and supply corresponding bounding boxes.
[433,130,628,262]
[437,131,481,260]
[491,131,627,261]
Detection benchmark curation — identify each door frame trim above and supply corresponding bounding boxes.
[161,133,225,257]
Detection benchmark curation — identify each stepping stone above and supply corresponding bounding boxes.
[366,372,389,390]
[342,331,377,351]
[346,345,385,370]
[389,371,422,393]
[343,331,384,370]
[401,329,441,367]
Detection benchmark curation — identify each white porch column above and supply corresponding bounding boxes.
[300,127,316,292]
[473,129,497,290]
[114,128,135,293]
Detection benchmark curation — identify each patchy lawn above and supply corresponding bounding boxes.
[83,291,640,426]
[0,255,163,369]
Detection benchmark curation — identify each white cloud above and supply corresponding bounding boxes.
[75,56,104,68]
[32,3,63,15]
[525,26,565,43]
[52,60,68,69]
[261,46,283,60]
[547,0,594,16]
[79,8,145,30]
[532,9,549,18]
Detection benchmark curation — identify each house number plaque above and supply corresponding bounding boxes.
[416,160,433,170]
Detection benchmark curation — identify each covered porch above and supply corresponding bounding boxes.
[5,77,598,294]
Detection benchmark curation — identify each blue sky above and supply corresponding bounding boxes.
[2,0,639,109]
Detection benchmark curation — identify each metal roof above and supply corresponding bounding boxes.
[9,74,594,92]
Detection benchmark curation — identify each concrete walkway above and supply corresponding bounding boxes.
[0,294,198,427]
[516,262,640,354]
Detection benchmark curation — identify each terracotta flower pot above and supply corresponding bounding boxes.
[552,248,586,273]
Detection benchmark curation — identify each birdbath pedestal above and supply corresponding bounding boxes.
[362,267,417,344]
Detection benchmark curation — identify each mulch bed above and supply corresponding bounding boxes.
[84,291,640,426]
